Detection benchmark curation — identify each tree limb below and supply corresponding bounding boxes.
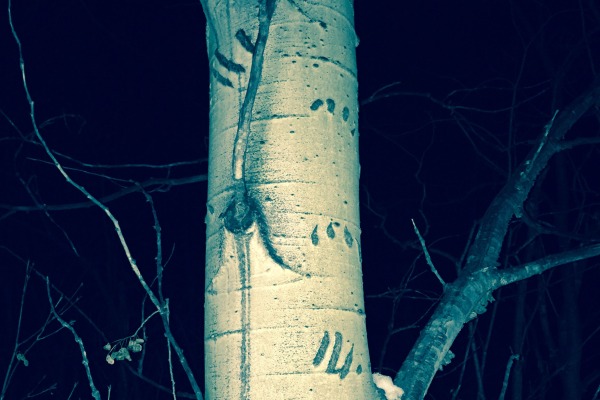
[395,77,600,400]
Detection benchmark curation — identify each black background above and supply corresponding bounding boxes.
[1,1,599,399]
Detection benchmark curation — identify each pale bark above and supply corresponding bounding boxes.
[201,0,380,398]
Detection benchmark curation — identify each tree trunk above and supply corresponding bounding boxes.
[201,0,380,398]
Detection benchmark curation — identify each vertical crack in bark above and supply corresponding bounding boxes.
[236,233,252,397]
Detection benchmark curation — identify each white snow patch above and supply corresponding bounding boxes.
[373,373,404,400]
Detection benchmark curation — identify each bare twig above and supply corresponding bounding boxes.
[0,262,31,400]
[498,354,520,400]
[8,3,203,399]
[45,277,101,400]
[412,219,445,287]
[0,174,207,214]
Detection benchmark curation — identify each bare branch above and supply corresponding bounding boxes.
[494,243,600,288]
[45,276,101,400]
[396,77,600,400]
[0,174,207,214]
[8,4,204,398]
[412,219,445,287]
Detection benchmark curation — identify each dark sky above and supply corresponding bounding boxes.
[1,1,599,399]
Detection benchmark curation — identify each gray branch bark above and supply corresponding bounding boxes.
[395,77,600,400]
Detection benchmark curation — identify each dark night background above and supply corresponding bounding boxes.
[1,1,599,399]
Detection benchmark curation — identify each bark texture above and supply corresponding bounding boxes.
[202,0,380,398]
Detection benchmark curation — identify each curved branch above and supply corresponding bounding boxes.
[494,243,600,287]
[0,174,206,213]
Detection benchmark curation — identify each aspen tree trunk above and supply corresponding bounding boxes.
[201,0,381,398]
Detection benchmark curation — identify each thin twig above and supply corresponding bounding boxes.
[0,174,207,213]
[45,277,101,400]
[412,219,445,287]
[498,354,519,400]
[8,4,203,399]
[0,261,31,399]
